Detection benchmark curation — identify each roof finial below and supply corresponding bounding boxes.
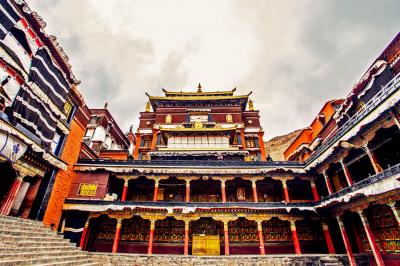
[104,102,108,109]
[145,101,151,112]
[248,99,254,111]
[197,83,202,93]
[129,125,133,133]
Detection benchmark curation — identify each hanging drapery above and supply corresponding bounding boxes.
[28,48,69,109]
[12,85,58,149]
[0,0,21,40]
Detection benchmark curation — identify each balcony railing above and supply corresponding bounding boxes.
[320,162,400,202]
[76,158,305,168]
[305,73,400,167]
[65,163,400,210]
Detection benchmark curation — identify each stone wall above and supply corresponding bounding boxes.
[90,253,368,266]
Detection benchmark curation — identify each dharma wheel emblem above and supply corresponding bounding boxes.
[194,121,203,129]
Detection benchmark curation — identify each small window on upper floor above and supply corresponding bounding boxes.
[246,139,255,148]
[144,140,151,148]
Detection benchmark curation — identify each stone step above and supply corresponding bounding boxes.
[0,245,79,253]
[0,228,55,237]
[37,260,102,266]
[0,240,75,248]
[0,234,71,243]
[0,217,47,227]
[0,221,51,231]
[0,250,83,259]
[0,215,43,225]
[0,221,49,231]
[0,254,96,266]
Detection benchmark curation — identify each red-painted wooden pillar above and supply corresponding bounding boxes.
[133,133,141,160]
[282,180,290,203]
[221,180,227,203]
[388,202,400,226]
[336,216,357,266]
[240,129,246,150]
[310,180,320,201]
[121,179,129,201]
[322,222,335,254]
[358,210,385,266]
[185,180,190,203]
[323,171,334,195]
[290,221,301,255]
[150,129,158,150]
[257,221,265,255]
[112,219,122,253]
[251,180,258,203]
[184,220,189,255]
[148,220,155,255]
[153,179,159,202]
[364,145,382,174]
[0,177,23,215]
[79,217,90,249]
[258,131,267,161]
[340,160,353,186]
[223,221,230,255]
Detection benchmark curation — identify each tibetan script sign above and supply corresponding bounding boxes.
[78,183,97,197]
[192,234,220,255]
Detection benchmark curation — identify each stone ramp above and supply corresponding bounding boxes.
[0,215,101,266]
[91,253,367,266]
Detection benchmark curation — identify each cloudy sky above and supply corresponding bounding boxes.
[30,0,399,140]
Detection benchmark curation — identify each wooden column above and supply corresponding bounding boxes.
[221,180,227,203]
[310,180,320,201]
[388,202,400,226]
[184,220,190,255]
[290,220,301,255]
[0,175,23,215]
[323,171,334,195]
[240,128,246,150]
[148,220,156,255]
[336,216,357,266]
[358,210,384,266]
[185,179,191,203]
[390,110,400,130]
[251,180,258,203]
[121,179,129,202]
[258,131,267,161]
[150,129,158,150]
[112,219,122,253]
[133,133,141,160]
[282,179,290,203]
[79,216,90,249]
[364,145,382,174]
[322,222,335,254]
[339,160,353,186]
[257,221,265,255]
[223,221,230,255]
[152,179,159,202]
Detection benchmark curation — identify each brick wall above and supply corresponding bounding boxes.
[42,118,86,228]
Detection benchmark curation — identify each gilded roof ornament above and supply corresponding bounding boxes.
[248,99,254,111]
[145,101,151,112]
[197,83,202,93]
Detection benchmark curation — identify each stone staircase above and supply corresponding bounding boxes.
[0,215,101,266]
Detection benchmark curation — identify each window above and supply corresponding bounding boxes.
[246,139,255,148]
[144,140,151,148]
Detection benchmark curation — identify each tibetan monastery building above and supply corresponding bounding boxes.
[63,30,400,265]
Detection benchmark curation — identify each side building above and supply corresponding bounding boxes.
[0,0,81,221]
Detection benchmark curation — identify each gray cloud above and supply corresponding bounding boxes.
[30,0,399,140]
